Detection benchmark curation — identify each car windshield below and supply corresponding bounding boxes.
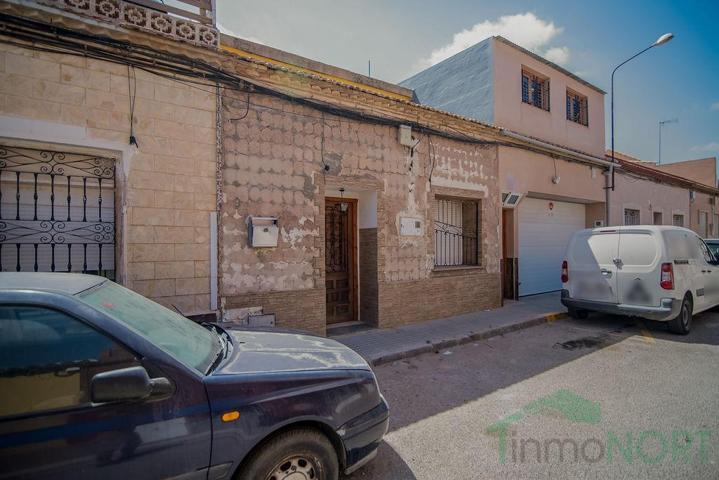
[79,281,221,373]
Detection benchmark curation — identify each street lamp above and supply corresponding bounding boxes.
[658,118,678,165]
[604,33,674,225]
[607,32,674,224]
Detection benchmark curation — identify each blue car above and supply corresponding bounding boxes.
[0,273,388,480]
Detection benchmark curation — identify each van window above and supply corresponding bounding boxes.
[570,233,617,266]
[663,230,692,261]
[619,233,658,266]
[697,239,714,263]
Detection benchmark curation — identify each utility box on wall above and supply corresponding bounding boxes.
[400,217,423,236]
[247,216,279,247]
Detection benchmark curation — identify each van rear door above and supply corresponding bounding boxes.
[616,230,661,306]
[567,230,620,304]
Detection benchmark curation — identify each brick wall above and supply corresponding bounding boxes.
[0,42,217,315]
[220,89,501,334]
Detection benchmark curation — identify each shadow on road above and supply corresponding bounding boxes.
[372,308,719,433]
[345,442,417,479]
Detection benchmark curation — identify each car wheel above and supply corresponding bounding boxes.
[237,428,339,480]
[568,307,589,319]
[668,296,692,335]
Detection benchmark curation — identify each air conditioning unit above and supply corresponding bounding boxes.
[594,220,605,227]
[502,192,523,208]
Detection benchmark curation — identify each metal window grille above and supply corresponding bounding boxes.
[0,146,116,279]
[566,89,588,126]
[434,198,479,267]
[521,69,550,111]
[673,214,684,227]
[624,209,640,226]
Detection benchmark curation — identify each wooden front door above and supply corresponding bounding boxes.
[325,197,357,324]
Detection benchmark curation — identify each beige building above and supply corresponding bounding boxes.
[0,1,218,319]
[403,36,610,298]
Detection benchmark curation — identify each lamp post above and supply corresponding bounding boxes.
[658,118,678,165]
[607,32,674,225]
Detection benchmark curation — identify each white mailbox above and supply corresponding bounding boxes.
[248,216,279,247]
[400,217,423,236]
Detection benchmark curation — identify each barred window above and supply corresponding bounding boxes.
[434,197,480,267]
[521,68,550,111]
[673,214,684,227]
[624,208,640,226]
[566,88,588,126]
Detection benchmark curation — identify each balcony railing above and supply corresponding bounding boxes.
[39,0,219,48]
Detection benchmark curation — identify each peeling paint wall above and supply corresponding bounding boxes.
[220,88,500,334]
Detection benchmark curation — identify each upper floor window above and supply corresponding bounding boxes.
[566,88,589,126]
[521,68,550,111]
[673,214,684,227]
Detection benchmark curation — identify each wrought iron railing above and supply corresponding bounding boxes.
[434,220,478,267]
[0,146,116,279]
[434,198,480,267]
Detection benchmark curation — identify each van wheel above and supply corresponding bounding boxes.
[237,428,339,480]
[668,296,692,335]
[568,307,589,319]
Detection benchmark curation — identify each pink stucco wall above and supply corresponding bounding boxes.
[492,39,606,158]
[609,172,690,228]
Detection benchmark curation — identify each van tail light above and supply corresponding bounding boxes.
[561,260,569,283]
[660,262,674,290]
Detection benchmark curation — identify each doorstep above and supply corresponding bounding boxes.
[330,291,566,366]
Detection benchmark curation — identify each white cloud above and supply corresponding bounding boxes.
[419,12,569,68]
[711,102,719,111]
[544,46,570,66]
[691,142,719,152]
[217,22,265,45]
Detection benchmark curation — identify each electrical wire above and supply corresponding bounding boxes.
[127,64,138,147]
[0,12,616,170]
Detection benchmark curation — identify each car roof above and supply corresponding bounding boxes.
[0,272,107,295]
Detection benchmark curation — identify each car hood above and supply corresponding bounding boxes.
[212,328,371,375]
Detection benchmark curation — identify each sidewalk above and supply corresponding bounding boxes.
[331,292,565,366]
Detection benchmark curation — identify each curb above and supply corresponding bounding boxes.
[367,311,568,367]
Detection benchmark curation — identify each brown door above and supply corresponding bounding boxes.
[325,197,357,324]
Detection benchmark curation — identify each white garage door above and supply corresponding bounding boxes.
[518,198,585,296]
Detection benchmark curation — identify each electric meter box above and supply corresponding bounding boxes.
[247,216,279,247]
[400,217,423,236]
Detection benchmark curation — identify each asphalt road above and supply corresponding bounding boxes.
[349,308,719,479]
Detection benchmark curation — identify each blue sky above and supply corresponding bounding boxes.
[217,0,719,172]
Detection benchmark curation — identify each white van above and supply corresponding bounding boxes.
[560,226,719,334]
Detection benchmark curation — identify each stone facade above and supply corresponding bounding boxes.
[0,41,217,316]
[220,89,501,335]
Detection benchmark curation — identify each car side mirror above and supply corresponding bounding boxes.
[91,366,172,403]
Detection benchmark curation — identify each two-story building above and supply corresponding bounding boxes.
[402,36,610,298]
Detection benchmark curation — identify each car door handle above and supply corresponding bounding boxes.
[600,269,612,277]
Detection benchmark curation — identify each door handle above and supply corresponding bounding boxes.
[600,268,612,277]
